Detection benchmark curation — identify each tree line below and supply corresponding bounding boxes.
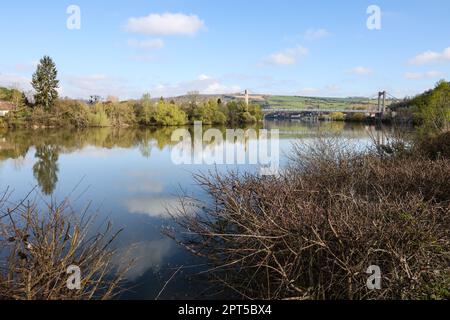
[1,56,263,128]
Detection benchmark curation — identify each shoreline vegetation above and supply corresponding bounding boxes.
[5,98,263,129]
[0,56,263,129]
[166,81,450,300]
[0,87,264,129]
[167,131,450,300]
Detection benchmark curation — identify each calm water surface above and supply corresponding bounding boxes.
[0,120,388,299]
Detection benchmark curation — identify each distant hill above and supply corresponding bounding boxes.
[0,87,20,102]
[157,93,387,112]
[263,95,384,111]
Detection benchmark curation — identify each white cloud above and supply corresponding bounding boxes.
[198,74,212,81]
[62,74,140,99]
[203,82,240,94]
[14,61,38,72]
[125,197,176,218]
[262,45,309,66]
[0,73,32,90]
[112,240,173,281]
[346,67,373,76]
[404,70,445,80]
[125,13,205,36]
[125,195,196,218]
[127,38,164,49]
[304,28,330,41]
[151,76,241,97]
[409,47,450,65]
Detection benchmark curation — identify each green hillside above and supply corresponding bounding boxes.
[264,95,380,111]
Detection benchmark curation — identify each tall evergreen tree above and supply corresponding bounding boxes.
[31,56,59,109]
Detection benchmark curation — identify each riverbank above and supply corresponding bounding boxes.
[166,81,449,299]
[169,130,450,300]
[166,81,450,300]
[0,86,263,129]
[1,101,263,129]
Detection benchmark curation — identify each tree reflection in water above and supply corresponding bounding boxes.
[33,144,60,195]
[0,123,385,196]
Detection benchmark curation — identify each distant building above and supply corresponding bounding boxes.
[0,101,16,116]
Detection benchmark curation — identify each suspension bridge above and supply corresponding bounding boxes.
[239,90,400,120]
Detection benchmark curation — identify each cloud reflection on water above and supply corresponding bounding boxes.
[113,239,173,281]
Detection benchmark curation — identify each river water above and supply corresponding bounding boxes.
[0,120,389,299]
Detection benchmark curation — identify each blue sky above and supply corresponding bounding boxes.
[0,0,449,99]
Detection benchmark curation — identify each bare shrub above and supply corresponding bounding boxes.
[416,131,450,160]
[0,192,130,300]
[167,138,450,300]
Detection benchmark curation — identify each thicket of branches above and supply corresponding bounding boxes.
[167,134,450,300]
[0,193,130,300]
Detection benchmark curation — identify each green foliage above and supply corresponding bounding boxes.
[412,80,450,137]
[134,93,154,125]
[187,100,227,125]
[224,101,262,124]
[329,112,345,121]
[33,144,59,195]
[104,102,136,127]
[31,56,59,109]
[153,101,188,126]
[212,110,227,124]
[30,107,50,126]
[4,107,32,128]
[88,110,111,127]
[241,111,257,124]
[222,101,243,124]
[417,131,450,160]
[2,85,263,128]
[247,104,263,122]
[0,87,24,107]
[53,99,91,127]
[349,113,367,122]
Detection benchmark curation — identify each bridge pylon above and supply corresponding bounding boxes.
[378,91,386,115]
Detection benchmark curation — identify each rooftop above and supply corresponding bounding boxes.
[0,101,16,110]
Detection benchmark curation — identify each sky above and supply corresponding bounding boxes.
[0,0,449,99]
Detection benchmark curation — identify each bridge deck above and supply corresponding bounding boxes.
[262,109,380,114]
